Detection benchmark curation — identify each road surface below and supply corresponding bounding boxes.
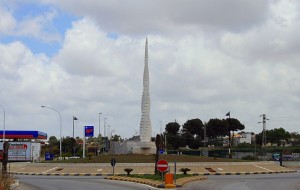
[15,175,157,190]
[183,171,300,190]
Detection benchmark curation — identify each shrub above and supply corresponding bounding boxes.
[87,153,93,160]
[0,174,15,190]
[180,168,191,175]
[124,168,134,175]
[241,155,256,160]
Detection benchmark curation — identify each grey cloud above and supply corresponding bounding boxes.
[41,0,269,35]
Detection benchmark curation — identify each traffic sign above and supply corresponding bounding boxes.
[84,126,94,137]
[110,158,116,167]
[45,152,54,161]
[157,159,168,172]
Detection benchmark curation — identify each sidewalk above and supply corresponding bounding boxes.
[9,161,296,176]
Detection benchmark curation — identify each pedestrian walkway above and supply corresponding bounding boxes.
[9,161,296,176]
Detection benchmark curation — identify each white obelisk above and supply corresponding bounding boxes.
[140,38,152,142]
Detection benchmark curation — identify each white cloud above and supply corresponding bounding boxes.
[1,0,300,140]
[220,0,300,66]
[16,8,61,43]
[0,2,61,42]
[0,5,16,34]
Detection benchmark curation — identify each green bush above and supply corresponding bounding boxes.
[87,153,93,160]
[241,155,256,160]
[180,168,191,175]
[124,168,134,175]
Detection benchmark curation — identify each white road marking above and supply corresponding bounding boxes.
[43,167,59,173]
[254,165,273,172]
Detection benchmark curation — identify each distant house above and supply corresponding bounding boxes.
[223,132,252,146]
[234,132,252,144]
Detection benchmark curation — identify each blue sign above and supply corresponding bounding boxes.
[45,152,54,161]
[85,126,94,137]
[159,149,164,154]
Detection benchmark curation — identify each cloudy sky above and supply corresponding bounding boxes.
[0,0,299,140]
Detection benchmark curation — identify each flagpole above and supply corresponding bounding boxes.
[73,116,75,139]
[226,111,232,158]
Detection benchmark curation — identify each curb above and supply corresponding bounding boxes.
[204,170,297,175]
[11,172,108,176]
[11,170,297,189]
[11,169,296,176]
[105,176,164,188]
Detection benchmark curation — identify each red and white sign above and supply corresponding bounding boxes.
[157,159,168,172]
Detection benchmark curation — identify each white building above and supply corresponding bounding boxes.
[234,132,252,144]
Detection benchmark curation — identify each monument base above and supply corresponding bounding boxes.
[110,141,156,154]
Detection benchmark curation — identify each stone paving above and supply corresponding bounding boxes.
[9,161,296,176]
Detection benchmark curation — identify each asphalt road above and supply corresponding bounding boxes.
[15,175,158,190]
[183,171,300,190]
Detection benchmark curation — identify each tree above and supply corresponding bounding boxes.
[155,134,164,174]
[206,118,227,139]
[48,136,58,147]
[226,118,245,133]
[189,136,202,149]
[181,118,204,149]
[256,128,291,146]
[290,132,300,146]
[255,132,262,145]
[165,122,180,135]
[182,118,204,137]
[111,134,121,141]
[165,122,181,150]
[180,132,194,149]
[226,118,245,147]
[62,137,76,154]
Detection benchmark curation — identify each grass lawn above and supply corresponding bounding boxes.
[120,173,197,181]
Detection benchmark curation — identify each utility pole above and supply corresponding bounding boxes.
[259,114,269,159]
[203,124,207,147]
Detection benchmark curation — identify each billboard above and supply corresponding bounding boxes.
[0,142,41,161]
[8,142,31,161]
[85,126,94,137]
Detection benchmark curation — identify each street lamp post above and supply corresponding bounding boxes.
[73,116,78,139]
[110,129,116,140]
[98,113,102,156]
[98,113,102,138]
[0,104,5,142]
[103,118,107,152]
[72,116,78,157]
[107,125,111,140]
[41,106,62,159]
[109,129,115,153]
[104,118,107,137]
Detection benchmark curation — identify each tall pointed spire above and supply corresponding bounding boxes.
[140,38,152,142]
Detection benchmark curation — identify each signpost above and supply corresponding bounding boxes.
[84,126,94,137]
[83,126,94,158]
[157,159,169,181]
[111,158,116,175]
[157,159,168,172]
